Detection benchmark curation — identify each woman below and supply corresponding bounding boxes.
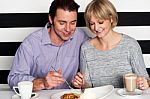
[72,0,150,90]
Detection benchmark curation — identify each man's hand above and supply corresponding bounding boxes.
[72,72,83,88]
[32,78,45,91]
[44,68,65,89]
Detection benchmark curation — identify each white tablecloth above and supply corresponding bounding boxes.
[0,86,150,99]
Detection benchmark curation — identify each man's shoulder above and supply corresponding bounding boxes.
[24,28,44,42]
[75,28,89,39]
[75,28,87,35]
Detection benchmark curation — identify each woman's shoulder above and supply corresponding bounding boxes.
[122,34,138,43]
[81,39,92,49]
[122,34,140,48]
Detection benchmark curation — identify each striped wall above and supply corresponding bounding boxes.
[0,0,150,84]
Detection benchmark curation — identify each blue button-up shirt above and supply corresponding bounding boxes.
[8,23,88,89]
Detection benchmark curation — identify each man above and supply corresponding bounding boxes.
[8,0,88,91]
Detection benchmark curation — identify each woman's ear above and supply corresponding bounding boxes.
[110,16,113,23]
[48,15,53,24]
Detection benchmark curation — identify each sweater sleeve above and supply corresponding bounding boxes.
[130,40,149,79]
[79,44,93,87]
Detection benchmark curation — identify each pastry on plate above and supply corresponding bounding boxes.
[61,93,80,99]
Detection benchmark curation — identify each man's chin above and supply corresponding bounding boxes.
[63,37,71,41]
[63,35,73,40]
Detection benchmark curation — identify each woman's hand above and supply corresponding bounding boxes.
[72,72,83,88]
[137,76,149,90]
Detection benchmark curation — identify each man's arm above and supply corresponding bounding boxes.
[7,39,34,89]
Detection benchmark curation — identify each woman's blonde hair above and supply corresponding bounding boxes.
[84,0,118,29]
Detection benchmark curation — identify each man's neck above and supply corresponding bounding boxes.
[48,28,64,46]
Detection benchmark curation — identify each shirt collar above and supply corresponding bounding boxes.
[41,23,74,46]
[41,23,52,45]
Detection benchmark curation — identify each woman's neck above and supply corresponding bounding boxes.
[91,32,122,51]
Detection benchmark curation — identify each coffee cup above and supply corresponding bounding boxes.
[124,73,137,92]
[13,81,33,99]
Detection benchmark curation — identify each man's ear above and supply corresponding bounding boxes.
[48,15,53,24]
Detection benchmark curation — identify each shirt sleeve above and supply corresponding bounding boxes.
[7,39,35,89]
[130,40,150,79]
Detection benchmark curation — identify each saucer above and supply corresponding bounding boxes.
[12,93,39,99]
[117,89,143,97]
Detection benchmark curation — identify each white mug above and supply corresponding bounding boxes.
[13,81,33,99]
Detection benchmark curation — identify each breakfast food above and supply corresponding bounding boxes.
[61,93,80,99]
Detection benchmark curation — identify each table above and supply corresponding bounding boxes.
[0,86,150,99]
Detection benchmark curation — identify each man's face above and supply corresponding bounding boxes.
[51,9,77,41]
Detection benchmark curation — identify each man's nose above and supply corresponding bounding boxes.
[65,24,71,32]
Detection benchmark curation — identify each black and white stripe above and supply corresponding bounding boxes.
[0,0,150,84]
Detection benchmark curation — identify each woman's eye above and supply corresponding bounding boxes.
[99,22,103,24]
[89,23,94,26]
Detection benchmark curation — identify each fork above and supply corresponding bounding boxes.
[51,66,73,89]
[81,86,85,93]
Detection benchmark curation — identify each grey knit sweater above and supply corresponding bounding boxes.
[80,34,149,88]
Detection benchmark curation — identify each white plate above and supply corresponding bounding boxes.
[117,89,143,97]
[50,85,114,99]
[12,93,39,99]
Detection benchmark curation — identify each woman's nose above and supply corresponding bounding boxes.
[95,27,103,32]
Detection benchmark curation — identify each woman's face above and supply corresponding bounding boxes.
[89,15,113,38]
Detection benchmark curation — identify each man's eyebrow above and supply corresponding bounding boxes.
[71,20,77,22]
[58,20,66,22]
[58,20,77,23]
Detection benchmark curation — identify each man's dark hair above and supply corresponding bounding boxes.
[49,0,80,20]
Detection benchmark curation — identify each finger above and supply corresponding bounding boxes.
[77,72,83,79]
[45,78,64,89]
[75,75,83,83]
[72,79,81,88]
[49,75,65,83]
[49,71,63,78]
[137,80,144,88]
[137,80,143,85]
[137,78,149,90]
[137,77,143,82]
[74,78,83,85]
[143,79,149,89]
[45,75,64,87]
[72,81,81,88]
[57,67,62,74]
[55,77,65,82]
[51,79,64,85]
[46,82,61,89]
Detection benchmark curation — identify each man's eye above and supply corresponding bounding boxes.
[60,22,65,25]
[71,22,76,25]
